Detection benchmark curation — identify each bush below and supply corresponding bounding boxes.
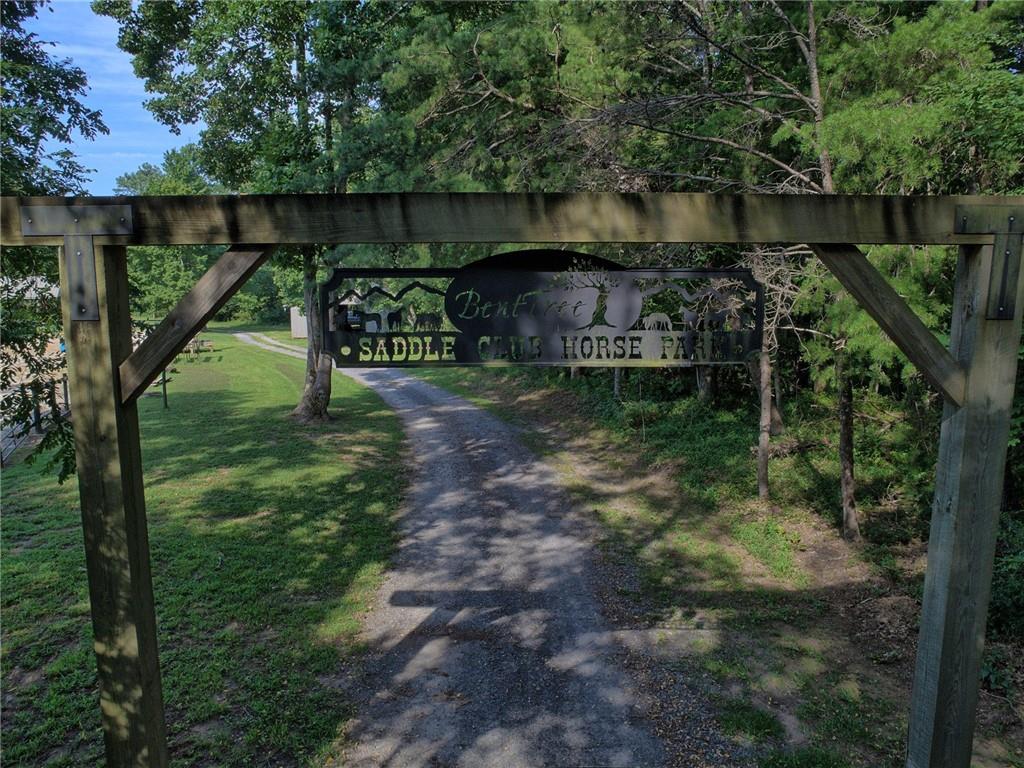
[621,399,664,429]
[989,513,1024,639]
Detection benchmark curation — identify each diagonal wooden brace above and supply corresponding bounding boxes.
[119,245,275,405]
[811,244,966,407]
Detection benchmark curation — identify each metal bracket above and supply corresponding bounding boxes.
[20,205,133,320]
[955,205,1022,320]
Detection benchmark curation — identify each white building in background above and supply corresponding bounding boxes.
[289,306,307,338]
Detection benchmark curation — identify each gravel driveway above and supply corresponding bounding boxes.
[236,333,746,768]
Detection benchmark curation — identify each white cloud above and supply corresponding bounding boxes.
[26,1,205,194]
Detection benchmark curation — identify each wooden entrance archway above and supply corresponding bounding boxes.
[1,192,1021,768]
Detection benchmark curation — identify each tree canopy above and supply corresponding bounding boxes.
[1,0,110,480]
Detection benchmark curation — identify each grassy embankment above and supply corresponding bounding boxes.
[413,365,1023,768]
[1,327,405,766]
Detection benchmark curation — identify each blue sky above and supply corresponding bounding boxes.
[27,0,202,195]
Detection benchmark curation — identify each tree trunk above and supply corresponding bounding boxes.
[805,0,836,195]
[295,26,310,138]
[836,347,860,539]
[336,85,355,193]
[292,248,332,423]
[770,364,782,436]
[773,363,784,414]
[323,102,335,193]
[747,355,785,435]
[695,366,710,400]
[808,0,855,536]
[757,350,771,500]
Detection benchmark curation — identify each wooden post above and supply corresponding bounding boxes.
[60,244,169,767]
[907,242,1024,768]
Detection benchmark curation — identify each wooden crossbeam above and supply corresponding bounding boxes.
[119,245,274,405]
[3,193,1020,247]
[812,244,967,407]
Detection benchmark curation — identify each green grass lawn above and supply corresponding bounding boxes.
[1,327,406,766]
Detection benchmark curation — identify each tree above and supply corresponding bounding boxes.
[114,145,282,323]
[95,0,334,420]
[1,0,108,481]
[1,0,107,195]
[372,1,1021,531]
[115,146,220,319]
[810,1,1023,537]
[95,0,418,421]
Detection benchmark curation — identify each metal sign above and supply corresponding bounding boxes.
[319,250,763,368]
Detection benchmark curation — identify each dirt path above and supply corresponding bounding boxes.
[236,333,742,767]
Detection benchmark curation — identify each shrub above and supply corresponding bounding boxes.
[989,513,1024,639]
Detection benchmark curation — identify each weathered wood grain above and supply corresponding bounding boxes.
[906,242,1024,768]
[60,245,169,767]
[812,244,967,407]
[119,245,273,405]
[2,193,1017,246]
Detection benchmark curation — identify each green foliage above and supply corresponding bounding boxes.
[0,0,108,195]
[270,262,305,309]
[794,245,956,393]
[0,271,74,481]
[717,698,786,742]
[1,0,111,482]
[95,0,314,188]
[83,0,1024,642]
[115,144,218,196]
[113,146,284,323]
[761,747,851,768]
[218,267,285,324]
[821,3,1024,194]
[989,514,1024,640]
[795,675,902,763]
[621,399,663,430]
[980,645,1017,698]
[734,518,805,584]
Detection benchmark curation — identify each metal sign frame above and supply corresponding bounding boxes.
[319,254,764,368]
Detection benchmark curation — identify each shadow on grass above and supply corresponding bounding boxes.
[140,387,402,766]
[3,369,404,766]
